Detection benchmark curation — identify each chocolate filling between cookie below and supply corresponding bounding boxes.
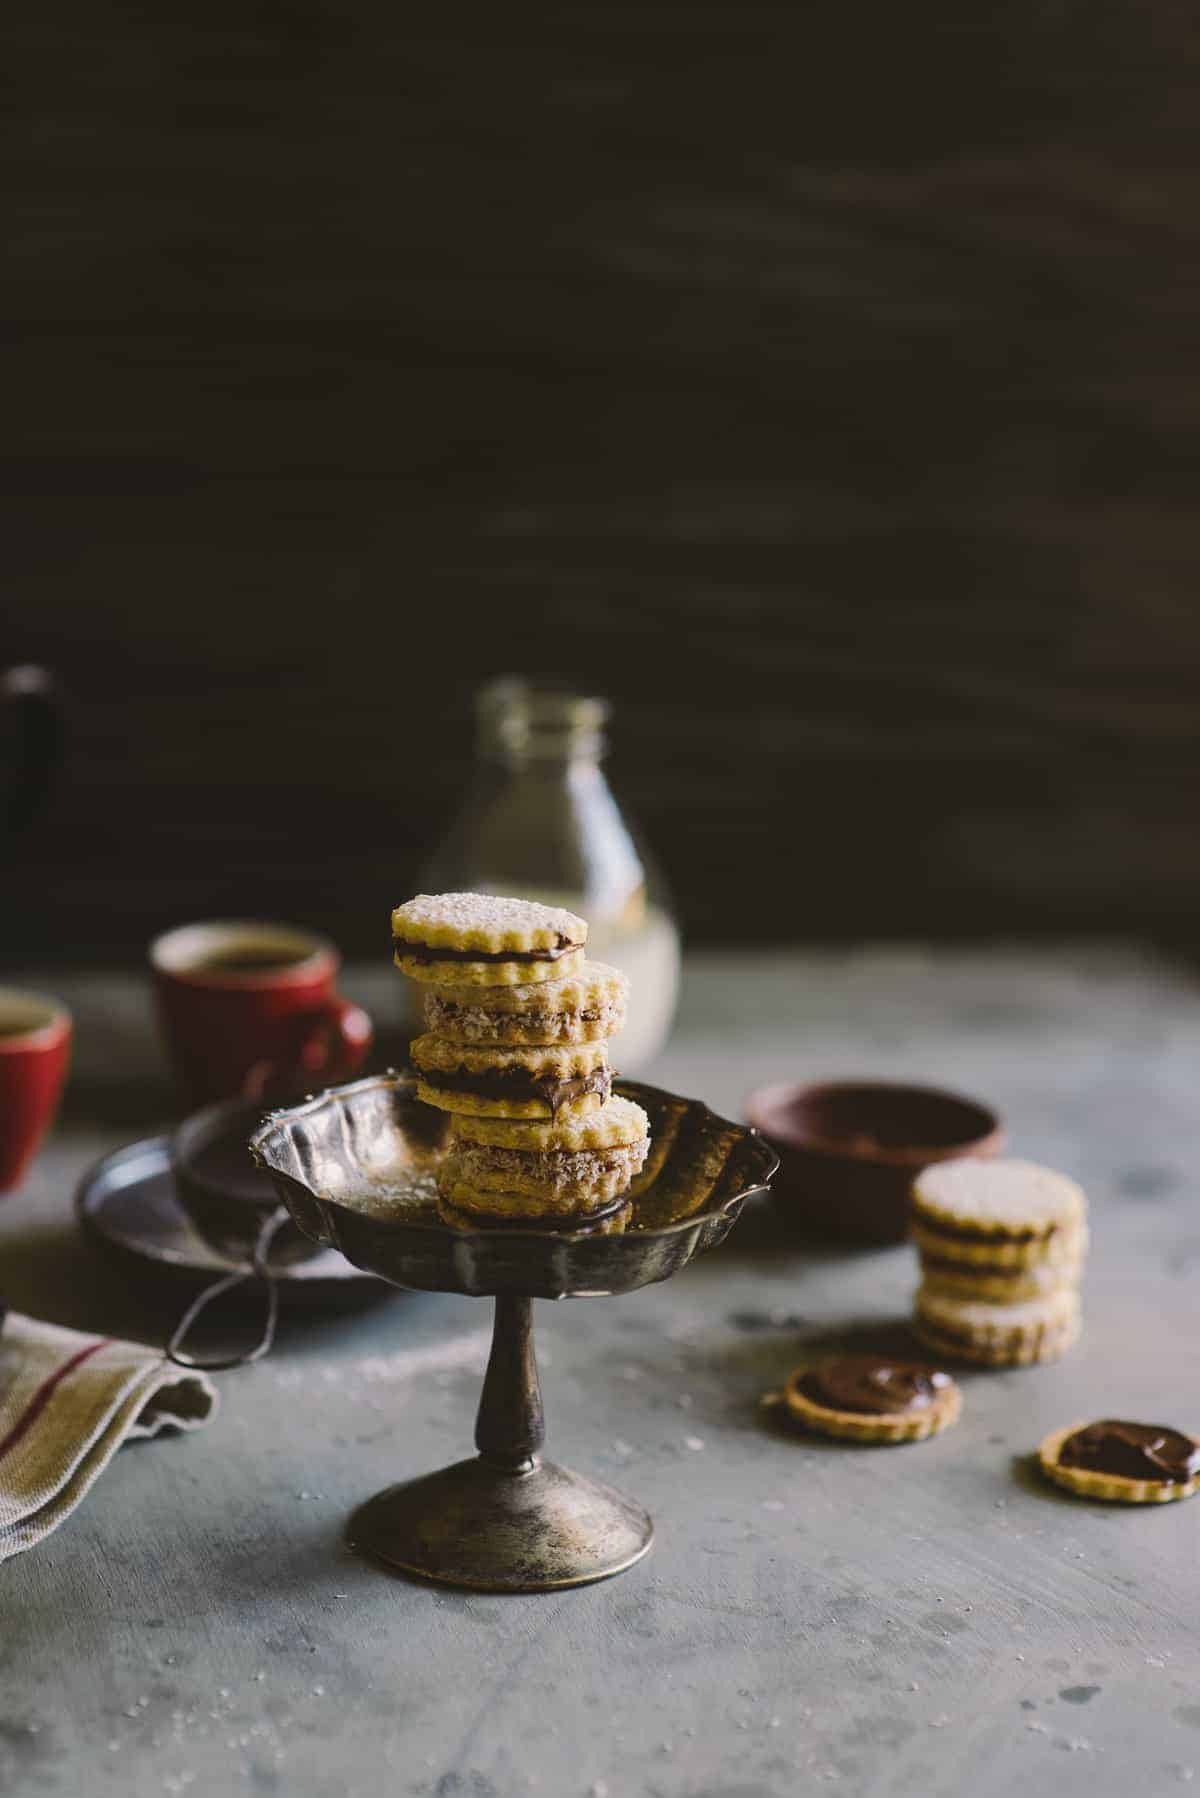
[914,1215,1059,1247]
[798,1358,951,1416]
[1057,1420,1200,1484]
[395,934,580,966]
[920,1255,1065,1282]
[423,1065,611,1116]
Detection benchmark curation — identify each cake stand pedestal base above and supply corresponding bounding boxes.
[347,1292,653,1592]
[349,1457,652,1592]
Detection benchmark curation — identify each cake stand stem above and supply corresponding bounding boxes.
[475,1295,543,1473]
[347,1293,654,1592]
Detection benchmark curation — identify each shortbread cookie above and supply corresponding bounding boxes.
[411,1035,610,1121]
[1038,1420,1200,1504]
[439,1137,649,1214]
[450,1092,649,1155]
[784,1357,961,1444]
[918,1253,1083,1304]
[423,959,628,1047]
[911,1158,1087,1269]
[911,1218,1088,1271]
[391,893,586,986]
[914,1285,1080,1365]
[915,1319,1079,1366]
[436,1194,632,1235]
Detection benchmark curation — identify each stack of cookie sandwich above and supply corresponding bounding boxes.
[391,893,650,1233]
[911,1158,1088,1365]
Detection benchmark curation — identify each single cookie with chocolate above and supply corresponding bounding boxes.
[423,960,628,1047]
[911,1158,1087,1270]
[391,893,587,986]
[1039,1419,1200,1504]
[436,1193,632,1235]
[914,1285,1080,1365]
[783,1356,962,1444]
[411,1035,610,1121]
[439,1136,649,1216]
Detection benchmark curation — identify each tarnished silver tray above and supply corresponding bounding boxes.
[251,1072,777,1592]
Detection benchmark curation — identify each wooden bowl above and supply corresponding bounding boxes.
[744,1079,1004,1246]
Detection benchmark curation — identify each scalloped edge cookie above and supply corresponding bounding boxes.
[439,1139,648,1207]
[450,1093,650,1153]
[411,1036,608,1079]
[918,1253,1083,1303]
[912,1157,1086,1247]
[424,960,628,1045]
[395,945,586,987]
[915,1284,1079,1348]
[418,1079,606,1121]
[391,893,587,953]
[1038,1421,1200,1504]
[783,1366,962,1444]
[412,1035,610,1120]
[913,1314,1080,1366]
[911,1220,1089,1271]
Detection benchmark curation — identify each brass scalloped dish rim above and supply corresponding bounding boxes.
[249,1070,779,1245]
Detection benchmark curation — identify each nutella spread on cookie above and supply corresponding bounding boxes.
[395,934,580,966]
[798,1356,951,1416]
[1057,1420,1200,1484]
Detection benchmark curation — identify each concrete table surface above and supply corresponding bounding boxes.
[3,945,1200,1798]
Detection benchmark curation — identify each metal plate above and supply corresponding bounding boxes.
[252,1074,780,1301]
[76,1134,395,1308]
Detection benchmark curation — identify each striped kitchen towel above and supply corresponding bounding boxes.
[0,1312,217,1561]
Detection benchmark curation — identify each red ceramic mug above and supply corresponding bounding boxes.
[0,989,72,1191]
[151,921,373,1108]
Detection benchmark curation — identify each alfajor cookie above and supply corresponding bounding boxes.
[1038,1419,1200,1504]
[911,1158,1087,1270]
[391,893,586,986]
[440,1094,650,1223]
[439,1136,648,1216]
[914,1285,1080,1365]
[918,1253,1083,1305]
[449,1092,649,1156]
[424,960,628,1047]
[411,1034,610,1121]
[784,1356,961,1444]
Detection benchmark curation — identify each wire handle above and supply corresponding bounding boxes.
[165,1204,289,1372]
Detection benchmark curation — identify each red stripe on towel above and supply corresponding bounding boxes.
[0,1338,113,1466]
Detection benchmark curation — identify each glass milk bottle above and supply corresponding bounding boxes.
[415,679,681,1069]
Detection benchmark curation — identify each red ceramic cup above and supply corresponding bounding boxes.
[151,921,373,1108]
[0,989,72,1191]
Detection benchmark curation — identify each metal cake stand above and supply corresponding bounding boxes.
[251,1072,778,1592]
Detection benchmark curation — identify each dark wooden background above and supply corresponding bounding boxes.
[6,1,1199,961]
